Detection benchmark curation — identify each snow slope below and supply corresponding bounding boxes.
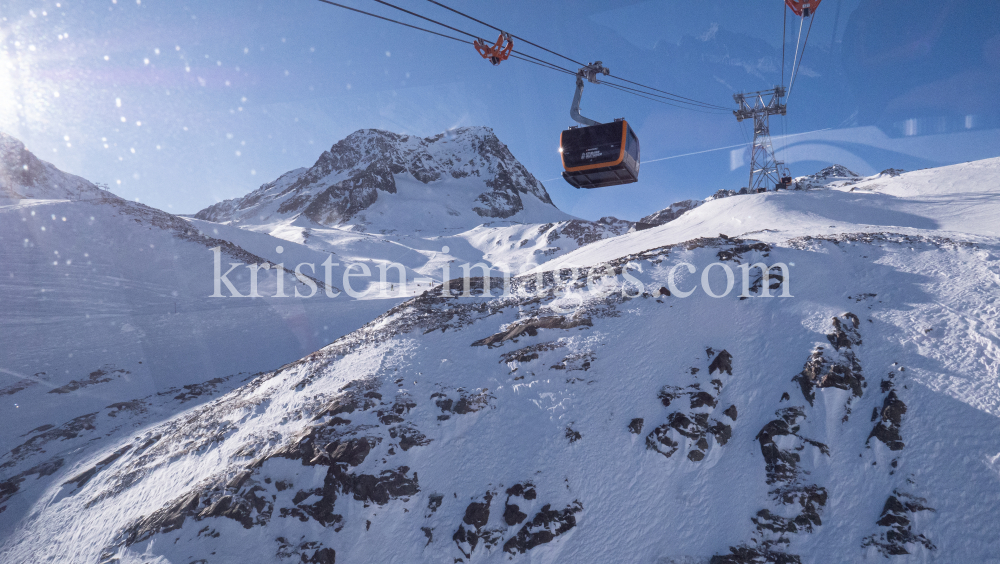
[0,141,406,540]
[542,158,1000,271]
[4,157,999,562]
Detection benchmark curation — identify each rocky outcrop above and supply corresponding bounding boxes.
[502,501,582,554]
[794,313,865,409]
[453,492,499,558]
[644,349,736,462]
[472,314,593,347]
[862,491,935,556]
[633,199,702,231]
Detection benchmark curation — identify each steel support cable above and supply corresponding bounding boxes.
[366,0,588,78]
[780,5,788,161]
[781,6,787,90]
[600,82,730,114]
[786,11,815,104]
[316,0,726,113]
[423,0,587,68]
[600,82,728,114]
[510,53,575,76]
[317,0,469,45]
[605,74,730,110]
[317,0,575,77]
[422,0,728,111]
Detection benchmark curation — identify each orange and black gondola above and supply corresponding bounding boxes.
[560,119,640,189]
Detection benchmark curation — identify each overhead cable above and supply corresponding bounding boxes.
[786,11,816,104]
[421,0,728,111]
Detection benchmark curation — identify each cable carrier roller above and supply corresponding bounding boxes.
[560,62,640,189]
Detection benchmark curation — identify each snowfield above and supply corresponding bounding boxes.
[2,150,999,562]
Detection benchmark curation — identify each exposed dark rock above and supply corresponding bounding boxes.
[827,313,862,350]
[628,418,644,434]
[502,501,583,554]
[862,491,935,556]
[434,389,493,415]
[565,427,582,443]
[690,390,718,409]
[49,368,129,394]
[427,494,443,515]
[557,217,633,245]
[63,445,133,489]
[339,466,419,506]
[710,545,801,564]
[505,483,536,500]
[503,503,527,526]
[2,412,99,469]
[708,350,733,376]
[755,407,829,485]
[472,315,593,347]
[723,405,738,420]
[499,341,565,364]
[867,391,907,450]
[275,538,336,563]
[634,199,702,231]
[794,314,864,405]
[453,492,499,558]
[395,427,432,451]
[462,494,492,529]
[0,457,66,507]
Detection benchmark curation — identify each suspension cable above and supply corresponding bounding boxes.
[781,6,787,89]
[605,74,730,110]
[316,0,728,113]
[786,11,815,104]
[317,0,467,45]
[365,1,581,80]
[600,82,730,114]
[421,0,728,111]
[423,0,586,68]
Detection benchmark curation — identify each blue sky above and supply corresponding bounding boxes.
[2,0,998,220]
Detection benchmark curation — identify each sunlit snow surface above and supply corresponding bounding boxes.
[2,158,1000,562]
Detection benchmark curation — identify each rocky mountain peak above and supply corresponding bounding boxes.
[195,126,558,229]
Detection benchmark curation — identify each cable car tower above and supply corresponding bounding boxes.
[733,86,787,192]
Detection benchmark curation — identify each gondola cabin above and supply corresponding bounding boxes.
[560,119,640,189]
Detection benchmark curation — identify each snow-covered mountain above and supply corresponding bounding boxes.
[0,135,407,539]
[6,156,999,562]
[194,127,563,230]
[187,127,637,297]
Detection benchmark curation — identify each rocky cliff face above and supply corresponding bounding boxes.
[195,127,560,229]
[0,132,107,201]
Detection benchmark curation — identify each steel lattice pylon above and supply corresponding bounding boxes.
[733,86,786,192]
